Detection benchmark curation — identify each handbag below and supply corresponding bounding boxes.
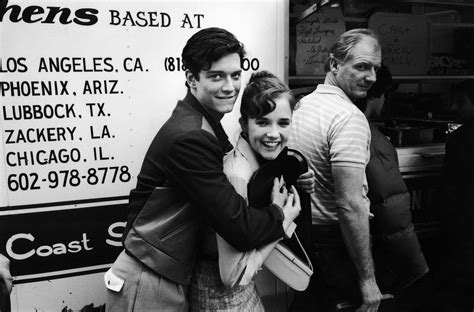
[247,148,314,291]
[265,233,314,291]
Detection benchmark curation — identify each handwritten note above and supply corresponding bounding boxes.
[295,6,346,76]
[369,12,430,75]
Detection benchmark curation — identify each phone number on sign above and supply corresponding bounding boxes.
[7,166,132,191]
[163,57,260,71]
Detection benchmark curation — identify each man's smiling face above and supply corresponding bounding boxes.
[191,53,242,118]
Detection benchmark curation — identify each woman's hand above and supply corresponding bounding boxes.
[271,178,302,236]
[296,169,315,194]
[271,178,301,232]
[282,185,301,224]
[271,176,288,210]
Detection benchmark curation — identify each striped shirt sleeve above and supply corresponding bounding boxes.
[328,110,370,168]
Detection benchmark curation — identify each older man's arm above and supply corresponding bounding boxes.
[333,166,382,312]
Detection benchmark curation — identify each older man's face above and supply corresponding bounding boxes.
[335,36,381,101]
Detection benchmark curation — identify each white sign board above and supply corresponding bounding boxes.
[369,12,431,75]
[0,0,287,310]
[295,6,345,76]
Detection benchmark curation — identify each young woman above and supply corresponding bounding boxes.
[189,71,313,311]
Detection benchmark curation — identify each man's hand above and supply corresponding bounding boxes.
[356,278,384,312]
[296,169,315,194]
[0,254,12,294]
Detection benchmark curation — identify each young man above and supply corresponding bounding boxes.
[289,28,383,312]
[104,27,301,311]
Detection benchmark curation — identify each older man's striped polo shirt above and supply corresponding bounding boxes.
[289,84,371,225]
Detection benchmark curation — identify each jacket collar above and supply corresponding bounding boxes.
[235,135,260,173]
[183,91,232,153]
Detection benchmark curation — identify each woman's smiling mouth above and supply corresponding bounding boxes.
[261,141,280,148]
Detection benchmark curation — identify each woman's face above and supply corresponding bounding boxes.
[247,95,293,160]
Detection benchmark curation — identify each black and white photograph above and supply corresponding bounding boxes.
[1,0,473,311]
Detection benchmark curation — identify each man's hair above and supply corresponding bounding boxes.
[182,27,246,88]
[324,28,380,72]
[240,70,296,121]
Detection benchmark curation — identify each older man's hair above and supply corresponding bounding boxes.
[324,28,380,72]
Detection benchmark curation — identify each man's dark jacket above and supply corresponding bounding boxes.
[123,92,285,285]
[366,124,429,289]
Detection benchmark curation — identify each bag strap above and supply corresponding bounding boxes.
[293,232,313,273]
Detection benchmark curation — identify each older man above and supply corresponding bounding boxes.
[289,28,383,312]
